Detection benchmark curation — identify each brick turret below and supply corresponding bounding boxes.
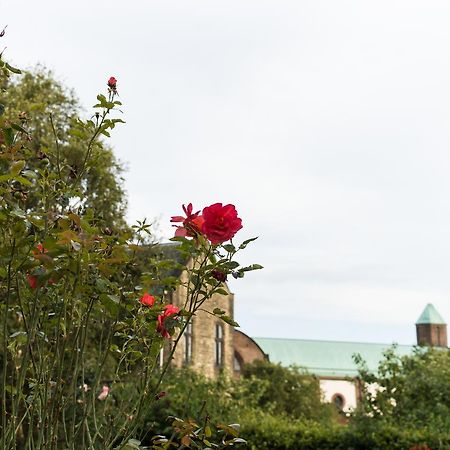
[416,303,447,347]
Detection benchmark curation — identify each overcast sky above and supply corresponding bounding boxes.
[3,0,450,345]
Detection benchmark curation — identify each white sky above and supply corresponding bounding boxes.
[3,0,450,344]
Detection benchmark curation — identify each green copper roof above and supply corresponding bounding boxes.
[253,337,414,377]
[416,303,446,325]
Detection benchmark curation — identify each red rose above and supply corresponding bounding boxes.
[171,203,205,238]
[33,243,47,255]
[202,203,242,244]
[157,304,180,339]
[155,391,166,400]
[27,275,38,290]
[107,76,117,90]
[140,292,155,307]
[211,269,227,282]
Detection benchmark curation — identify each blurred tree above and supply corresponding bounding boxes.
[353,346,450,433]
[242,360,336,423]
[0,66,128,231]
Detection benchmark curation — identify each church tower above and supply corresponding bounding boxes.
[416,303,447,347]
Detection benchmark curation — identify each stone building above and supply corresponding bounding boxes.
[169,265,235,378]
[236,303,448,412]
[416,302,448,347]
[155,244,236,378]
[157,245,448,411]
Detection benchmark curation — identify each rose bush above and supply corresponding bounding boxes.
[0,47,259,449]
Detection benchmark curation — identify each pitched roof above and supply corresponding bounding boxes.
[253,337,414,377]
[416,303,446,325]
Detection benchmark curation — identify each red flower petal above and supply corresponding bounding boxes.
[140,292,155,307]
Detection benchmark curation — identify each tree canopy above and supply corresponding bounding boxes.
[0,66,128,231]
[353,346,450,433]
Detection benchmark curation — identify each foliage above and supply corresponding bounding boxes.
[352,346,450,434]
[130,362,337,447]
[242,360,336,423]
[0,51,258,449]
[136,369,262,438]
[240,411,450,450]
[0,65,128,231]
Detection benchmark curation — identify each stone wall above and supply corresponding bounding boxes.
[170,267,235,378]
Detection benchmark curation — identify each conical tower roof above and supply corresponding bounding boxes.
[416,303,446,325]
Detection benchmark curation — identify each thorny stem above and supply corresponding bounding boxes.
[1,238,15,449]
[76,90,115,184]
[49,113,62,181]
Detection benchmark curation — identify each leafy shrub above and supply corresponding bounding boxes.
[0,50,259,449]
[241,411,450,450]
[353,346,450,434]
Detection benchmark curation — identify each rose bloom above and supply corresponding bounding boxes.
[140,292,155,307]
[171,203,205,238]
[211,269,227,282]
[202,203,242,244]
[107,76,117,89]
[33,243,47,255]
[27,275,38,290]
[97,385,110,401]
[155,391,166,400]
[157,304,180,339]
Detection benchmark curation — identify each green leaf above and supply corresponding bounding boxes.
[5,62,21,74]
[22,170,38,180]
[222,244,235,253]
[239,236,258,249]
[10,207,25,219]
[11,123,28,134]
[223,261,240,270]
[11,160,25,175]
[100,294,120,316]
[28,216,45,229]
[220,315,239,327]
[3,127,14,146]
[213,308,225,315]
[14,176,32,186]
[124,439,141,449]
[69,128,86,138]
[0,174,12,183]
[241,264,264,272]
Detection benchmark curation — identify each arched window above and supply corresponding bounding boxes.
[215,323,224,367]
[184,320,193,364]
[332,393,345,411]
[233,351,243,373]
